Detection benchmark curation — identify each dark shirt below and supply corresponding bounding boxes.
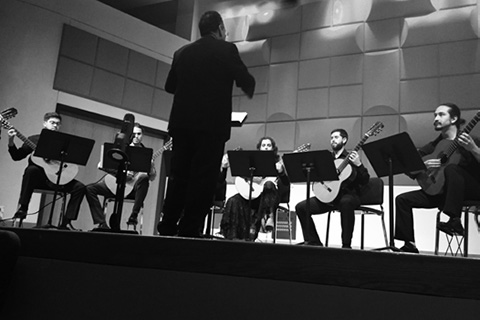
[336,150,370,196]
[165,35,255,141]
[8,134,38,163]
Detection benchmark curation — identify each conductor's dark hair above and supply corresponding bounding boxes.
[44,112,62,122]
[199,11,223,37]
[331,128,348,141]
[441,102,465,128]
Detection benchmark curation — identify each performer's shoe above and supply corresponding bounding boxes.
[265,214,274,232]
[157,221,177,236]
[399,242,419,254]
[126,214,138,226]
[297,241,323,247]
[438,217,464,236]
[13,209,27,227]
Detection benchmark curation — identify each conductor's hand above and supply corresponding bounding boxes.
[348,151,362,167]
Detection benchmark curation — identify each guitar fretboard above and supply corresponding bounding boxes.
[446,112,480,158]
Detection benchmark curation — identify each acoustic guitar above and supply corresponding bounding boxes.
[313,122,384,203]
[104,138,173,196]
[0,109,79,185]
[416,111,480,195]
[234,143,311,200]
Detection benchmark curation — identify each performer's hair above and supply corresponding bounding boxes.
[199,11,223,37]
[43,112,62,122]
[441,102,466,128]
[256,136,278,155]
[331,128,348,141]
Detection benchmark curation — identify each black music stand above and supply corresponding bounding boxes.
[362,132,426,252]
[34,129,95,229]
[228,150,277,240]
[282,150,338,242]
[102,142,152,232]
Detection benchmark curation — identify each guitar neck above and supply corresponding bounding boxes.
[446,113,480,158]
[14,128,37,150]
[337,134,368,173]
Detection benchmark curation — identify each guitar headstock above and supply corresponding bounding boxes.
[164,138,173,151]
[294,143,311,153]
[0,108,17,130]
[365,122,384,138]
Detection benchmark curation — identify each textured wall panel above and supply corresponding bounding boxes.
[127,51,157,85]
[227,123,266,151]
[267,62,298,121]
[363,50,401,113]
[439,39,480,76]
[122,79,154,114]
[90,69,125,106]
[301,0,332,31]
[54,57,93,96]
[235,65,269,96]
[96,39,128,75]
[155,61,170,89]
[265,121,296,151]
[432,0,476,10]
[236,40,270,67]
[59,25,97,64]
[400,78,439,113]
[330,54,363,86]
[329,85,363,117]
[297,88,329,120]
[365,19,403,52]
[298,58,330,89]
[246,6,301,41]
[401,45,438,80]
[332,0,371,25]
[367,0,435,22]
[296,118,358,151]
[152,89,172,121]
[439,74,480,109]
[402,112,439,149]
[237,93,268,123]
[300,24,363,60]
[270,34,300,63]
[224,16,248,42]
[403,7,477,47]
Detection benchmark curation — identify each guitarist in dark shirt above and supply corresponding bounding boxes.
[295,129,370,249]
[85,123,157,229]
[395,103,480,253]
[7,112,85,229]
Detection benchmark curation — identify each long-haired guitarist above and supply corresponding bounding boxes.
[295,128,370,248]
[219,136,290,241]
[7,112,85,229]
[85,123,157,229]
[395,103,480,253]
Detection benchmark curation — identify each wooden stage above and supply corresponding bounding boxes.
[1,227,480,319]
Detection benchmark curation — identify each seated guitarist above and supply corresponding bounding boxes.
[395,103,480,253]
[220,136,290,241]
[85,123,157,229]
[7,112,85,229]
[295,128,370,249]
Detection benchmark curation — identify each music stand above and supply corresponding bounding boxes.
[228,150,278,240]
[34,129,95,229]
[102,143,153,232]
[282,150,338,242]
[362,132,426,252]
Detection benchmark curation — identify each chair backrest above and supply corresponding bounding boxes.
[359,177,384,206]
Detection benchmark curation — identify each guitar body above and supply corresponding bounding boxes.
[31,155,79,185]
[416,139,463,195]
[313,158,353,203]
[104,173,136,196]
[235,176,277,200]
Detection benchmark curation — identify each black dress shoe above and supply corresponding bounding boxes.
[126,215,138,226]
[399,243,419,253]
[438,217,464,236]
[13,209,27,220]
[297,241,324,247]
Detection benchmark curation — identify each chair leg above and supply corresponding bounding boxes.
[287,205,292,244]
[434,210,441,255]
[273,209,277,244]
[360,214,365,250]
[464,206,469,258]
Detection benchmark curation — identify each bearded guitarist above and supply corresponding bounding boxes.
[85,123,158,230]
[295,128,370,249]
[395,103,480,254]
[7,112,85,229]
